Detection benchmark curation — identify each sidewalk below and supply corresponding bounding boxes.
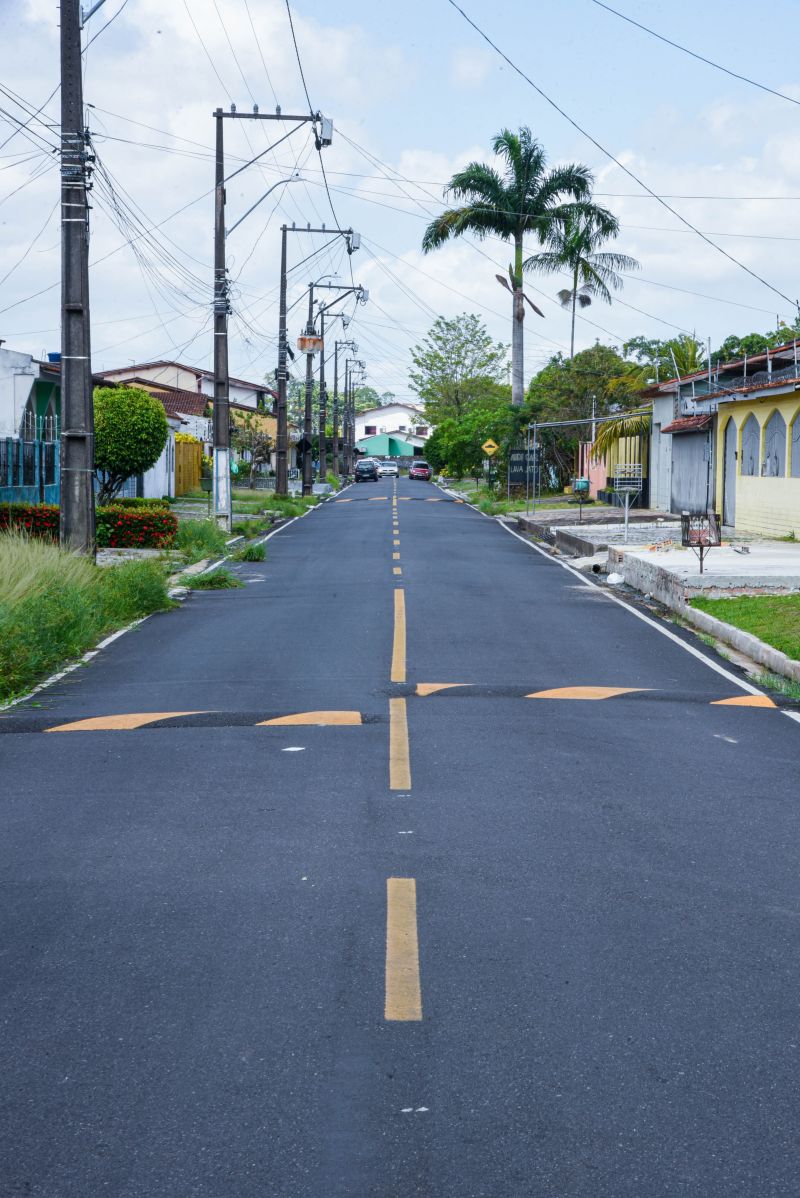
[608,540,800,603]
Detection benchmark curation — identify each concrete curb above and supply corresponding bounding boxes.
[680,605,800,683]
[605,547,800,683]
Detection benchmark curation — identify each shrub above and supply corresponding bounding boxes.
[102,497,170,511]
[95,505,178,548]
[0,531,172,700]
[94,385,169,503]
[0,503,60,540]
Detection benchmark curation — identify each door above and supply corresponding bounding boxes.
[723,417,736,526]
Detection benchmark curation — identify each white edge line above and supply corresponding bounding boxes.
[496,519,778,702]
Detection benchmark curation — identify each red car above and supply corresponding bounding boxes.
[408,460,432,481]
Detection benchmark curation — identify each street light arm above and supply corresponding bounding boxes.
[227,175,301,237]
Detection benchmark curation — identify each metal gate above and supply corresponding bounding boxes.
[723,418,736,526]
[670,431,711,514]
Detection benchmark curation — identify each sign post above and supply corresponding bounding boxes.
[681,510,721,573]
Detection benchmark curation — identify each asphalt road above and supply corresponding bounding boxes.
[2,475,800,1197]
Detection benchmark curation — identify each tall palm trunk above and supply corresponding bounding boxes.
[511,233,524,406]
[569,263,579,360]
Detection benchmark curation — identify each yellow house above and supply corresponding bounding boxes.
[715,388,800,536]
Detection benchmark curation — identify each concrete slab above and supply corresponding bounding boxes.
[609,540,800,599]
[555,519,680,557]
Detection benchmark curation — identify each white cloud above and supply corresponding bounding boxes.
[449,47,493,90]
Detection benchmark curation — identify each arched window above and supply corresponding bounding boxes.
[740,414,760,476]
[763,410,786,477]
[791,411,800,478]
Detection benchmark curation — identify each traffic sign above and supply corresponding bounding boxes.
[481,438,499,456]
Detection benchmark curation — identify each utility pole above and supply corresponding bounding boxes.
[276,223,289,495]
[212,108,231,530]
[60,0,104,555]
[276,224,360,495]
[302,283,315,496]
[332,336,356,477]
[318,307,328,483]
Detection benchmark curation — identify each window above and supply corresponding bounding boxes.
[364,424,376,436]
[763,410,786,477]
[740,414,759,476]
[416,426,428,436]
[792,414,800,478]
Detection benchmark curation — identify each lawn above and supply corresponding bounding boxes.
[690,594,800,661]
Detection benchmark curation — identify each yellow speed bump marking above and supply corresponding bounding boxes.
[368,496,388,501]
[385,878,422,1021]
[389,698,411,789]
[334,498,353,503]
[46,712,207,732]
[525,686,646,701]
[415,683,469,697]
[712,694,776,708]
[425,498,442,502]
[393,566,402,575]
[391,589,406,683]
[258,711,362,726]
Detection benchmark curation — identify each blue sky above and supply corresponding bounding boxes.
[2,0,799,400]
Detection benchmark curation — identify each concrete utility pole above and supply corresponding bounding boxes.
[332,336,356,477]
[211,108,315,527]
[318,306,328,483]
[59,0,105,555]
[212,108,231,530]
[302,283,315,496]
[276,224,360,495]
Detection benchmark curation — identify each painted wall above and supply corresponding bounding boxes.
[715,393,800,537]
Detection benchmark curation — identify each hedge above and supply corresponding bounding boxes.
[104,497,170,510]
[96,505,177,548]
[0,502,178,548]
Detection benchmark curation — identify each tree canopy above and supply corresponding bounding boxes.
[409,313,508,423]
[93,385,169,503]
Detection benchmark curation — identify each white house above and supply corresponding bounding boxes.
[355,403,430,450]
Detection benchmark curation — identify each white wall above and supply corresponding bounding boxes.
[141,423,178,499]
[355,404,429,442]
[0,349,37,437]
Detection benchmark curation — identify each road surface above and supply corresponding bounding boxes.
[2,476,799,1197]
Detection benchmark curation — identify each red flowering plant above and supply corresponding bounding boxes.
[95,505,177,548]
[0,503,60,540]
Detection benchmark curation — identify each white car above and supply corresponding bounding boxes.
[377,461,399,477]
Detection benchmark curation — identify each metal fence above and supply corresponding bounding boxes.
[0,437,60,504]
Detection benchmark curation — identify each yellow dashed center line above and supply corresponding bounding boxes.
[393,538,400,546]
[385,877,422,1021]
[392,551,400,560]
[391,589,406,683]
[389,697,411,789]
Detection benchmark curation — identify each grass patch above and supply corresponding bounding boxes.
[184,567,243,590]
[175,518,229,564]
[0,531,173,702]
[690,593,800,661]
[753,672,800,701]
[233,542,265,562]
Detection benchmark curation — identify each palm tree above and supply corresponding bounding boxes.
[422,128,593,406]
[526,207,639,359]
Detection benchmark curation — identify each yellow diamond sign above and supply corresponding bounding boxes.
[481,438,499,456]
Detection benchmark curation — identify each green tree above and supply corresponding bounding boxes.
[424,404,515,479]
[525,344,636,485]
[232,415,273,488]
[408,313,508,423]
[93,385,169,504]
[622,333,705,381]
[421,128,592,406]
[525,206,639,359]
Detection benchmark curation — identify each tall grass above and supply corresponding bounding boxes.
[175,518,229,563]
[0,531,173,701]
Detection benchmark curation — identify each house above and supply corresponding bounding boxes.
[95,360,276,413]
[643,342,800,535]
[355,403,430,458]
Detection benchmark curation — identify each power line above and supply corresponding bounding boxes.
[284,0,313,112]
[443,0,798,309]
[589,0,800,109]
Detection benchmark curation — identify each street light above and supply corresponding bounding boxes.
[212,170,301,531]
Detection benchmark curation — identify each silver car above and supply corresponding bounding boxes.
[377,460,399,477]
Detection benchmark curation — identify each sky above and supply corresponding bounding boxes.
[1,0,799,403]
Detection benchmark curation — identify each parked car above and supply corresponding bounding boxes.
[354,459,379,482]
[378,460,399,477]
[408,460,432,481]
